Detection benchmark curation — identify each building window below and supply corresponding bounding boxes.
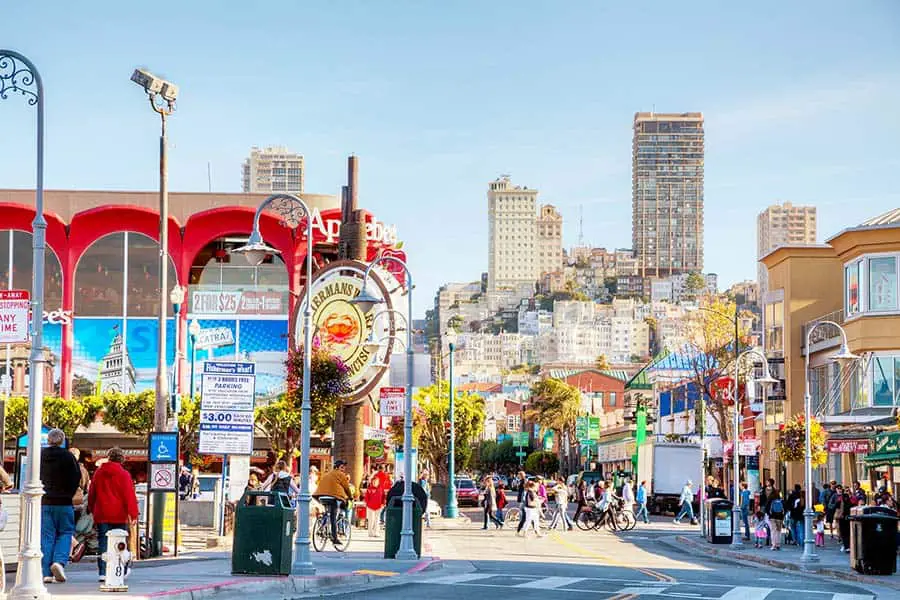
[609,392,617,406]
[873,356,894,406]
[764,300,784,357]
[846,260,861,315]
[868,256,898,311]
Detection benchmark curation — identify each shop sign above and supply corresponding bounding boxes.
[827,439,871,454]
[0,290,29,344]
[43,309,73,325]
[379,387,405,417]
[194,327,235,350]
[365,439,385,459]
[190,290,285,316]
[364,425,390,441]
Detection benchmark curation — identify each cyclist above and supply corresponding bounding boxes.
[314,460,353,545]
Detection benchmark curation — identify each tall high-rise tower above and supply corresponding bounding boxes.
[632,112,705,277]
[757,202,817,292]
[537,204,563,277]
[487,176,538,291]
[241,146,305,194]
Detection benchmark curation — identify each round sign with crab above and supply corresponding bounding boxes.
[292,260,397,403]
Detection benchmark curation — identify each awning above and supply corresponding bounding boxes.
[864,432,900,467]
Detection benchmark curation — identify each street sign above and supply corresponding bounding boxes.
[588,417,601,441]
[576,416,588,442]
[512,431,528,446]
[149,432,179,463]
[516,451,526,457]
[194,326,235,350]
[199,361,255,455]
[149,463,177,492]
[379,386,405,417]
[0,290,30,344]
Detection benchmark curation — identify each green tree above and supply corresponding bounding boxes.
[254,397,304,461]
[685,272,707,299]
[43,396,103,439]
[71,375,95,399]
[594,354,611,371]
[527,379,582,472]
[101,390,156,437]
[524,450,559,476]
[476,438,517,473]
[178,395,202,465]
[4,396,28,440]
[387,381,485,483]
[447,315,464,333]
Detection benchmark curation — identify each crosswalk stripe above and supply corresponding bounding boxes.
[832,595,875,600]
[425,573,495,585]
[719,587,773,599]
[617,588,662,596]
[516,576,585,589]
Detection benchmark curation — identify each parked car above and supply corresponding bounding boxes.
[455,478,479,507]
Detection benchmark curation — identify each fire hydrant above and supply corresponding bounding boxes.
[100,528,131,592]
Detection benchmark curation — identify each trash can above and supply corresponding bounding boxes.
[383,496,423,559]
[849,505,898,575]
[232,491,296,575]
[706,499,734,544]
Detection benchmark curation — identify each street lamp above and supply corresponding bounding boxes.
[728,348,778,547]
[802,321,857,562]
[231,193,316,575]
[353,256,417,559]
[131,66,178,557]
[189,319,201,398]
[445,331,459,519]
[1,48,50,600]
[170,285,186,419]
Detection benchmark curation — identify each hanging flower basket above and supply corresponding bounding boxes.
[775,414,827,466]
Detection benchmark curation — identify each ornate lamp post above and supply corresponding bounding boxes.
[1,48,50,600]
[353,256,417,559]
[189,319,201,398]
[445,331,459,518]
[802,321,857,562]
[231,193,316,574]
[170,285,186,419]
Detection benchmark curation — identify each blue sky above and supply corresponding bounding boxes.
[2,2,899,316]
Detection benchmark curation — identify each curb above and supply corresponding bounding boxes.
[673,535,900,591]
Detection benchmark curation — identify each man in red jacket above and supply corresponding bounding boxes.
[88,447,139,582]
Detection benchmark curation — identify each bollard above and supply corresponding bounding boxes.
[100,528,131,593]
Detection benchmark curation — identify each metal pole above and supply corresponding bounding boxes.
[731,315,743,546]
[1,49,50,600]
[293,201,315,574]
[445,343,458,518]
[190,335,196,398]
[151,108,170,557]
[218,454,228,536]
[802,324,819,562]
[397,271,417,559]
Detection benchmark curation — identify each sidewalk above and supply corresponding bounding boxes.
[672,530,900,591]
[4,535,441,599]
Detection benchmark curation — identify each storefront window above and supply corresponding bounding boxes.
[872,356,894,406]
[868,256,898,311]
[764,300,784,358]
[0,230,64,311]
[846,260,861,316]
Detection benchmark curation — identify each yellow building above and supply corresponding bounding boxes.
[760,209,900,494]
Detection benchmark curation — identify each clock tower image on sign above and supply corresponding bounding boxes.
[98,332,136,394]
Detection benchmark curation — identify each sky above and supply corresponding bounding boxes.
[2,2,900,317]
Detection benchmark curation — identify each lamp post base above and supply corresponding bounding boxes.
[730,506,744,546]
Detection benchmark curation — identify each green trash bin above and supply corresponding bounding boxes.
[383,496,423,559]
[232,491,296,575]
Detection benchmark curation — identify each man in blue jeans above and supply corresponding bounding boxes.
[39,428,81,585]
[674,480,697,524]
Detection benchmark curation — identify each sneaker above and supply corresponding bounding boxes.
[98,576,106,583]
[673,519,679,524]
[43,577,54,584]
[51,562,66,583]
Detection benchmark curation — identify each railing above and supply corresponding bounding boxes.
[801,308,845,356]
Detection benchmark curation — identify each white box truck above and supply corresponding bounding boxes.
[637,442,703,515]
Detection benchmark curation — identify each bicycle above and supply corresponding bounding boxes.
[505,502,550,527]
[312,497,352,552]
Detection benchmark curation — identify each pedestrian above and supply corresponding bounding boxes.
[674,480,696,524]
[495,482,507,524]
[88,447,139,583]
[313,460,353,545]
[364,470,386,538]
[826,481,840,538]
[621,478,635,511]
[515,470,528,534]
[766,488,785,550]
[418,470,432,528]
[178,466,193,500]
[481,476,503,530]
[553,477,573,531]
[371,464,391,527]
[573,479,589,524]
[39,428,81,584]
[787,484,804,545]
[851,480,867,506]
[753,510,769,548]
[821,483,834,535]
[739,482,751,540]
[70,448,90,521]
[517,480,543,538]
[635,480,650,524]
[835,485,852,553]
[269,460,300,505]
[814,513,825,548]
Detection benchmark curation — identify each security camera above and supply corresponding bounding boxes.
[131,68,163,94]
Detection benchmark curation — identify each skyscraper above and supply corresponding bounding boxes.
[757,201,817,292]
[241,146,304,194]
[537,204,563,277]
[632,112,705,278]
[487,176,539,291]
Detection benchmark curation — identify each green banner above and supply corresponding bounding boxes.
[576,416,588,442]
[588,417,601,440]
[512,431,529,446]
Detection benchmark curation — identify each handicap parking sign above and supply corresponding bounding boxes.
[149,432,179,463]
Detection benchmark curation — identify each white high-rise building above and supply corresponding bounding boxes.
[487,176,539,292]
[757,202,817,293]
[241,146,305,194]
[537,204,563,277]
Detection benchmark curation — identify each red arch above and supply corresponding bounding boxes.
[0,203,69,259]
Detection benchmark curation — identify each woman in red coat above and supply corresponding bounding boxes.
[364,471,387,538]
[88,447,139,582]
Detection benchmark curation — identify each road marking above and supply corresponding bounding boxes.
[832,595,875,600]
[547,531,675,582]
[719,588,773,599]
[617,588,662,596]
[352,569,398,577]
[424,573,494,585]
[516,576,585,589]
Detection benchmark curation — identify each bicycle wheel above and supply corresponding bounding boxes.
[505,507,521,524]
[333,515,352,552]
[576,509,598,531]
[622,510,637,531]
[311,518,327,552]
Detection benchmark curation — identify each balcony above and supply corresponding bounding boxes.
[801,308,845,356]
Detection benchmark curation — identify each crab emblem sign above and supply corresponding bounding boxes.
[293,260,396,403]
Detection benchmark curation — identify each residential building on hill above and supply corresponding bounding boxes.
[241,145,304,194]
[757,201,817,294]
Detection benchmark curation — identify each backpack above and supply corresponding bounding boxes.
[497,491,507,510]
[769,498,784,516]
[272,476,291,496]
